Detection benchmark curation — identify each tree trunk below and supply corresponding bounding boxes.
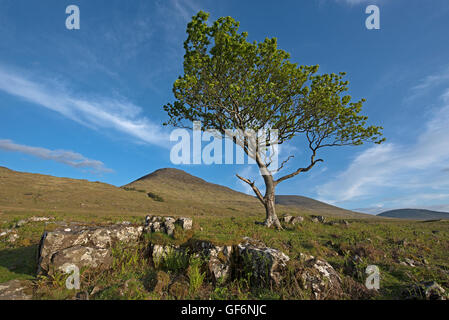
[263,192,282,229]
[260,167,282,230]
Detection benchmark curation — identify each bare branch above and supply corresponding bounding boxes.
[236,174,265,204]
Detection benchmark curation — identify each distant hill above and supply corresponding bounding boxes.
[275,195,368,218]
[0,166,370,219]
[377,208,449,220]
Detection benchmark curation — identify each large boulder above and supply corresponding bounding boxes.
[37,224,143,275]
[236,237,290,285]
[0,280,33,300]
[296,253,343,300]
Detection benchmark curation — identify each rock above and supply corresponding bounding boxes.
[51,246,112,271]
[290,216,304,225]
[150,244,181,266]
[297,254,343,300]
[0,229,12,238]
[176,217,193,230]
[29,216,52,222]
[311,215,326,223]
[281,215,293,223]
[144,216,193,236]
[75,291,89,300]
[8,232,19,243]
[193,240,233,282]
[0,280,33,300]
[15,220,27,228]
[402,281,448,300]
[236,237,290,285]
[37,223,143,275]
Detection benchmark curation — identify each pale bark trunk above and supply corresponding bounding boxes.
[260,163,282,230]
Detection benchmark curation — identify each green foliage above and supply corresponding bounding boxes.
[122,187,146,193]
[147,192,164,202]
[164,11,384,156]
[187,255,206,295]
[157,248,190,273]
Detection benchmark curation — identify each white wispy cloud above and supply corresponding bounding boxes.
[0,66,169,147]
[316,71,449,209]
[0,139,112,173]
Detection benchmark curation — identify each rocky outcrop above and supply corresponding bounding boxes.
[236,237,290,285]
[144,216,193,236]
[37,224,143,275]
[192,241,233,282]
[296,253,343,300]
[311,215,326,223]
[0,280,33,300]
[402,281,448,300]
[281,215,304,225]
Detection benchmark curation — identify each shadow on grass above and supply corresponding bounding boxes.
[0,245,37,282]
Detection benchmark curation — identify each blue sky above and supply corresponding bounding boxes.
[1,0,449,214]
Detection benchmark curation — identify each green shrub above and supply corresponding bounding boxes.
[188,255,205,295]
[147,192,164,202]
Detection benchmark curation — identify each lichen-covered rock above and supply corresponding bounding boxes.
[311,215,326,223]
[290,216,304,225]
[193,240,233,282]
[0,280,33,300]
[296,253,343,300]
[144,216,193,236]
[150,244,181,265]
[37,224,143,275]
[402,281,448,300]
[236,237,290,285]
[176,217,193,230]
[51,246,112,271]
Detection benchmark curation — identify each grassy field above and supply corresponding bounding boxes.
[0,166,448,299]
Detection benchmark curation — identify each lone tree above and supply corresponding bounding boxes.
[164,12,385,229]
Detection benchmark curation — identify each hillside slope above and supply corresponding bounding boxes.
[275,195,369,218]
[377,208,449,220]
[0,166,369,219]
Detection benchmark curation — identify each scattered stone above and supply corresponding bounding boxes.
[177,217,193,230]
[15,220,27,228]
[8,232,19,243]
[296,253,343,300]
[150,244,181,265]
[281,215,303,225]
[236,237,290,285]
[291,216,304,225]
[193,240,233,282]
[75,291,89,300]
[0,229,12,237]
[281,215,293,224]
[37,223,143,275]
[29,216,52,222]
[311,215,326,223]
[144,216,193,236]
[402,281,448,300]
[0,280,33,300]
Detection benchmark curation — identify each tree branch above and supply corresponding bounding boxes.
[236,174,265,204]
